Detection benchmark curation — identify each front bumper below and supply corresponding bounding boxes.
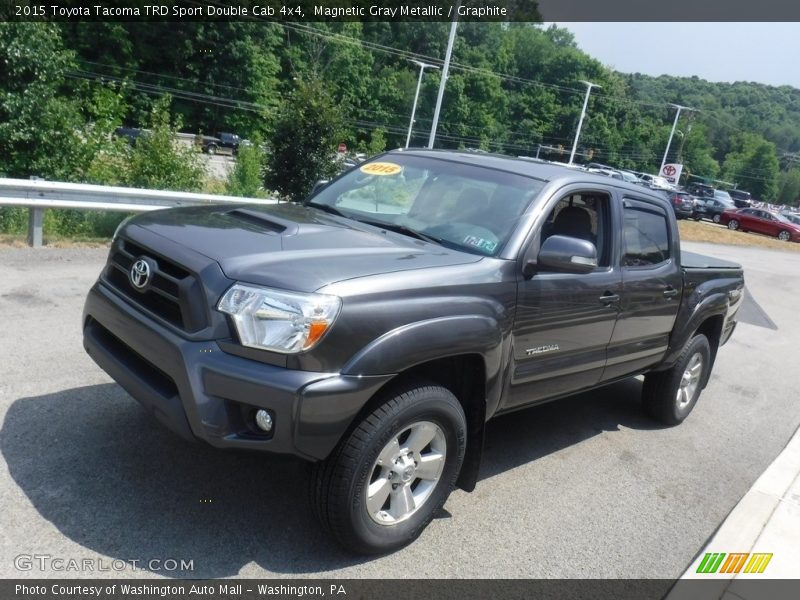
[82,281,393,460]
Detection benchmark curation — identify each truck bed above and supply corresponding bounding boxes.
[681,250,741,270]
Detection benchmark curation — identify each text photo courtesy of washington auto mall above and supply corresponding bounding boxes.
[2,1,800,599]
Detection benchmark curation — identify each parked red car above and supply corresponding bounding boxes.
[720,207,800,242]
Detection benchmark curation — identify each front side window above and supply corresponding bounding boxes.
[309,155,545,256]
[622,204,670,267]
[541,192,611,267]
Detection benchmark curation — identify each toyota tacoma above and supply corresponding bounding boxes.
[83,150,744,554]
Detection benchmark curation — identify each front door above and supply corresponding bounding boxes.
[507,188,622,408]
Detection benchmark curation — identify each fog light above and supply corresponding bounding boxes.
[254,409,273,432]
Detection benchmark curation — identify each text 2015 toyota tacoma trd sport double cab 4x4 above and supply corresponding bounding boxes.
[83,150,744,554]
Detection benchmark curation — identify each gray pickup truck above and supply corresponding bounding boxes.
[82,150,744,554]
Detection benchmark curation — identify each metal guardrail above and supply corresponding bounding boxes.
[0,177,278,247]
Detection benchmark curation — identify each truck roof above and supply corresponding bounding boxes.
[394,149,659,197]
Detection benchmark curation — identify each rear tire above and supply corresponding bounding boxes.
[311,382,466,554]
[642,334,711,426]
[727,219,740,231]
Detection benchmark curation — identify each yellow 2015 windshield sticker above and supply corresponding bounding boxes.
[359,162,403,176]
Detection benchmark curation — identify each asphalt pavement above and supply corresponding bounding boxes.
[0,241,798,579]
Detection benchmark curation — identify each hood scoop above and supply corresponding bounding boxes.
[227,208,296,234]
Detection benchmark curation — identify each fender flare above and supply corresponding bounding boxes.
[661,291,729,368]
[341,314,505,379]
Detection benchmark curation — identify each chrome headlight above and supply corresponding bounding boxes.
[218,284,341,353]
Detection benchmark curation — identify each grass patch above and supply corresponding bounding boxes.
[0,233,111,249]
[678,220,800,252]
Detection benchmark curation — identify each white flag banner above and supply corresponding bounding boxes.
[660,163,683,185]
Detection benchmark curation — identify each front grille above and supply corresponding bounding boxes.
[105,239,207,332]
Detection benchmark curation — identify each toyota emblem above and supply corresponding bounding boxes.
[130,258,151,289]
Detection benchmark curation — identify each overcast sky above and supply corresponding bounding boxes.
[550,23,800,89]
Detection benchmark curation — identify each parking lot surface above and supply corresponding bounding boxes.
[1,242,798,579]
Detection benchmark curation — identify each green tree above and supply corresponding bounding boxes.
[778,169,800,205]
[265,79,345,200]
[365,128,388,156]
[681,123,720,180]
[0,23,84,180]
[226,142,266,197]
[126,96,206,191]
[722,133,780,200]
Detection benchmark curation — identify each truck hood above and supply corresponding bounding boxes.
[126,203,483,292]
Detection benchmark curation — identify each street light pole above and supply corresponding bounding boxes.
[405,60,439,148]
[428,0,460,149]
[661,104,693,172]
[568,80,600,165]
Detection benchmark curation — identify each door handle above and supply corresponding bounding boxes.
[663,287,679,298]
[599,292,620,305]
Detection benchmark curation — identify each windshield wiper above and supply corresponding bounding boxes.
[357,219,443,245]
[306,201,347,218]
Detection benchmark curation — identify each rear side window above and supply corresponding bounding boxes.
[622,204,670,267]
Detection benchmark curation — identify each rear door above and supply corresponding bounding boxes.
[603,196,682,381]
[740,209,764,233]
[507,185,622,407]
[760,212,780,236]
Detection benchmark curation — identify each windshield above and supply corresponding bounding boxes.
[308,154,545,256]
[714,190,732,201]
[785,213,800,225]
[774,213,793,224]
[620,171,639,183]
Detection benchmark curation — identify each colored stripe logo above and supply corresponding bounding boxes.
[696,552,773,574]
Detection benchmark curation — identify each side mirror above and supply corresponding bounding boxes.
[532,235,598,274]
[310,179,329,196]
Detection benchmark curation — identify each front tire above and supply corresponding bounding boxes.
[712,214,721,224]
[311,383,466,554]
[778,230,791,241]
[642,334,711,426]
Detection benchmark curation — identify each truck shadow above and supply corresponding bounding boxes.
[480,377,655,481]
[2,379,654,577]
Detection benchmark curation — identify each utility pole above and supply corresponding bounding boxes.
[405,60,439,148]
[676,114,695,164]
[428,0,460,149]
[661,104,694,172]
[568,80,600,165]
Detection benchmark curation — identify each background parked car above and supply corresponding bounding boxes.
[720,207,800,242]
[687,182,715,199]
[728,189,753,208]
[639,173,673,190]
[698,197,737,223]
[665,190,696,219]
[618,170,641,184]
[587,167,623,180]
[781,212,800,227]
[113,127,149,146]
[198,132,248,155]
[713,189,735,206]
